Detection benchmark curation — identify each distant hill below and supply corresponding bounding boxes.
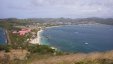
[0,17,113,25]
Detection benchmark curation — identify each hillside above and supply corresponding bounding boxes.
[1,18,113,25]
[1,50,113,64]
[31,50,113,64]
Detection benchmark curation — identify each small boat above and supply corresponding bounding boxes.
[84,42,88,45]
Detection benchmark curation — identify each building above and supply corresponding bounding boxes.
[18,29,31,36]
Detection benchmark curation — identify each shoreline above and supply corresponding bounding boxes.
[45,25,63,29]
[37,29,43,45]
[29,29,43,45]
[29,25,62,45]
[29,25,61,51]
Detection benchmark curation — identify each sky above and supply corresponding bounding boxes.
[0,0,113,19]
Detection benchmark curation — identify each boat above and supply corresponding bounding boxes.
[84,42,88,45]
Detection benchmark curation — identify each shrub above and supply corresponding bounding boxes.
[0,45,12,52]
[28,45,56,54]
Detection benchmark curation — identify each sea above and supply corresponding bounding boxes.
[40,24,113,53]
[0,27,6,44]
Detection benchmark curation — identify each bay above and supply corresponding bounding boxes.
[41,24,113,53]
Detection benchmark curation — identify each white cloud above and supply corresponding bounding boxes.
[0,0,113,18]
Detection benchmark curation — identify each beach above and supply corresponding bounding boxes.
[29,29,43,44]
[37,29,43,45]
[29,25,62,45]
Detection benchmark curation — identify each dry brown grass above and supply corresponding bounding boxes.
[0,49,29,61]
[31,50,113,64]
[0,50,113,64]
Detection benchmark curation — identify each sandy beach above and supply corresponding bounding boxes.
[37,29,43,45]
[29,29,43,44]
[29,25,61,44]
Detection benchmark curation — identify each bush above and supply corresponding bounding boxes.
[0,45,12,52]
[28,45,56,54]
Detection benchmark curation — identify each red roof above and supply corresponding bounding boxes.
[18,29,31,36]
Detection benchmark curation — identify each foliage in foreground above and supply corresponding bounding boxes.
[0,45,12,52]
[29,50,113,64]
[28,44,57,54]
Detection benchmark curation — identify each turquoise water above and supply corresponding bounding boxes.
[0,28,6,44]
[41,24,113,53]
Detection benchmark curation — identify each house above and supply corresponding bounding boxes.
[18,28,31,36]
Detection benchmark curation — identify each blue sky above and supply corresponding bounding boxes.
[0,0,113,18]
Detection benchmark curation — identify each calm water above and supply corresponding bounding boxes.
[0,28,6,44]
[41,24,113,53]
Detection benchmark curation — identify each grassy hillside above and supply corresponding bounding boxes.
[1,50,113,64]
[30,50,113,64]
[6,50,113,64]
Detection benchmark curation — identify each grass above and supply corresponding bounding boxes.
[30,50,113,64]
[1,50,113,64]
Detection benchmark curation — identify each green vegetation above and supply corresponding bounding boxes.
[28,45,56,54]
[0,45,12,52]
[9,32,31,49]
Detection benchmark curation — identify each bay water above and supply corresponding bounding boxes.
[41,24,113,53]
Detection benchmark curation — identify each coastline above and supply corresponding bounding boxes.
[37,29,43,45]
[45,25,63,29]
[0,28,10,44]
[29,26,61,51]
[29,25,62,45]
[29,25,64,52]
[29,29,43,45]
[41,25,62,50]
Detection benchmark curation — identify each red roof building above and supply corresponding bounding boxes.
[18,29,31,36]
